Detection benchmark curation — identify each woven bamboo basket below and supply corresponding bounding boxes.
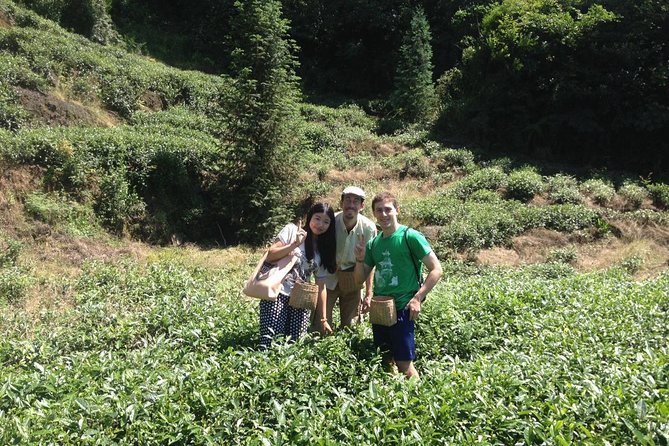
[288,281,319,310]
[336,269,360,294]
[369,296,397,326]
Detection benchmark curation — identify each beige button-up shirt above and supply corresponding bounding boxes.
[325,211,377,290]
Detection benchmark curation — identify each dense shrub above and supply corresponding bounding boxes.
[547,174,582,204]
[536,204,599,232]
[24,191,101,236]
[297,104,376,154]
[381,148,433,179]
[505,167,544,202]
[0,236,22,267]
[0,83,28,131]
[431,147,476,173]
[0,16,232,118]
[93,169,145,234]
[547,246,577,265]
[451,167,507,199]
[647,183,669,209]
[0,266,32,304]
[437,0,669,173]
[580,178,615,206]
[618,181,649,209]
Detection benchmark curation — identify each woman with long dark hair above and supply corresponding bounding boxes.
[259,202,336,349]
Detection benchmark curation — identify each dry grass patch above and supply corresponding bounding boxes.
[609,219,669,245]
[325,169,379,184]
[22,234,149,276]
[0,165,43,237]
[0,10,11,27]
[146,244,255,271]
[477,247,523,267]
[346,140,407,157]
[577,238,669,278]
[509,229,571,263]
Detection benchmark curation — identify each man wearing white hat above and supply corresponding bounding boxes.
[314,186,377,329]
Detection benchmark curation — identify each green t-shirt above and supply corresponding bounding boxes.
[364,225,432,310]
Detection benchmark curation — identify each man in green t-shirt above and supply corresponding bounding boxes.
[354,191,443,379]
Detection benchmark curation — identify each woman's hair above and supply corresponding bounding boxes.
[303,202,336,273]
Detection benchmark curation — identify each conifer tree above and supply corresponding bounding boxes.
[391,7,436,125]
[220,0,301,243]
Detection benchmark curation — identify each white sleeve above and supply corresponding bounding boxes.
[276,223,297,245]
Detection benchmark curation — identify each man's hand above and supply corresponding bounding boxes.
[361,295,372,313]
[407,295,422,321]
[354,233,366,262]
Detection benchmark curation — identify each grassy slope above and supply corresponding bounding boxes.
[0,1,668,443]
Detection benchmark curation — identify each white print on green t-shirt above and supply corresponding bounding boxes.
[375,249,398,288]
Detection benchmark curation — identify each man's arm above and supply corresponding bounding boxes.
[361,267,374,313]
[406,251,443,321]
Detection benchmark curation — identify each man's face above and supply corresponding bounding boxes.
[341,194,364,219]
[373,199,399,230]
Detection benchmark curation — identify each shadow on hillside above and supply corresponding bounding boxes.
[217,329,259,352]
[347,333,377,362]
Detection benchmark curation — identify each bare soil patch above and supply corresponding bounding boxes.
[15,87,119,127]
[139,90,167,112]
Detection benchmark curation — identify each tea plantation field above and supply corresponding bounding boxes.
[0,254,667,445]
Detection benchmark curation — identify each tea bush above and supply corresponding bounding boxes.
[580,178,615,206]
[619,255,644,274]
[3,125,224,240]
[618,181,649,209]
[0,82,28,131]
[431,147,476,173]
[24,191,101,237]
[0,13,232,118]
[531,204,599,233]
[547,245,578,265]
[547,174,582,204]
[381,148,434,179]
[505,167,544,202]
[1,258,666,443]
[647,183,669,209]
[93,168,145,234]
[0,52,47,90]
[450,167,507,199]
[411,194,601,253]
[0,265,32,305]
[0,235,22,267]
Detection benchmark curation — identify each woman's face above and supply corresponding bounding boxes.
[309,211,331,236]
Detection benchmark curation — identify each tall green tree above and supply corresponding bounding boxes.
[218,0,302,244]
[438,0,669,173]
[391,6,436,125]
